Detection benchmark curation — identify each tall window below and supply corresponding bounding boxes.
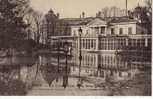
[119,72,122,77]
[101,27,105,34]
[86,39,88,49]
[95,27,99,34]
[91,40,93,48]
[82,39,85,49]
[119,28,123,35]
[111,28,115,35]
[128,27,132,35]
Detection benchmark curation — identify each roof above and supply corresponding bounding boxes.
[59,17,138,26]
[110,17,138,23]
[60,17,94,26]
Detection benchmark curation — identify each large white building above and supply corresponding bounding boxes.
[51,17,151,77]
[70,17,151,76]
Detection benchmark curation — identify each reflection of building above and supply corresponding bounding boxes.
[50,17,151,77]
[70,65,139,82]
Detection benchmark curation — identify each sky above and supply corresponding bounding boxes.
[30,0,146,18]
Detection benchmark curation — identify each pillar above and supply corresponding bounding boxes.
[99,27,101,34]
[90,39,92,49]
[105,26,107,35]
[96,38,99,50]
[89,39,91,49]
[95,54,98,68]
[145,38,148,47]
[126,38,128,46]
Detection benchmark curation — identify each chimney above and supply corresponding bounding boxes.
[57,13,60,19]
[126,0,128,16]
[82,12,85,18]
[80,14,82,18]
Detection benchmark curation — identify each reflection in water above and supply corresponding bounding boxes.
[34,54,139,88]
[40,65,59,86]
[0,53,140,95]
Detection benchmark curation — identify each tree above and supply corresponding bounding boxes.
[32,11,43,44]
[0,0,30,49]
[97,7,126,18]
[102,7,109,18]
[24,8,43,43]
[132,2,152,34]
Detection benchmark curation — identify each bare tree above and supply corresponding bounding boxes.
[24,8,43,43]
[32,10,43,43]
[102,7,109,18]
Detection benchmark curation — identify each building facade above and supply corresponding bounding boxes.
[71,17,151,76]
[50,17,151,77]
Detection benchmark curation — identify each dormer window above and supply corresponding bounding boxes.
[128,27,132,35]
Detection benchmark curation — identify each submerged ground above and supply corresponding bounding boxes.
[27,69,151,96]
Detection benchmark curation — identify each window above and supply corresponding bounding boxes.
[100,70,104,78]
[82,39,85,49]
[119,28,123,35]
[111,28,115,35]
[128,27,132,35]
[95,27,99,34]
[88,40,91,49]
[93,40,96,49]
[137,39,141,47]
[91,56,93,65]
[141,39,145,47]
[86,39,88,49]
[91,40,93,48]
[128,73,131,77]
[101,27,105,34]
[110,71,113,76]
[119,72,122,77]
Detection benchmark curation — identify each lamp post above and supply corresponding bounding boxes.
[56,38,60,82]
[77,27,83,89]
[63,41,69,89]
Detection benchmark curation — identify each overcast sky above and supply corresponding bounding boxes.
[30,0,146,18]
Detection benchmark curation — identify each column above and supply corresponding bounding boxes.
[89,55,91,66]
[105,26,107,35]
[112,38,114,50]
[145,38,148,47]
[87,39,89,49]
[89,39,91,49]
[78,38,80,51]
[126,38,128,46]
[99,27,101,34]
[96,38,99,50]
[106,38,108,50]
[84,55,86,66]
[95,54,98,68]
[82,39,83,49]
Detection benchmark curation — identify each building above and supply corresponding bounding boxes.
[39,9,59,44]
[50,17,151,77]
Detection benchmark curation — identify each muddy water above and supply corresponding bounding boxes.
[0,54,151,96]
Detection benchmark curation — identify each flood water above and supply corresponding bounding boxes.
[0,53,151,96]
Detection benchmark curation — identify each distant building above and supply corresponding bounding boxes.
[39,9,59,44]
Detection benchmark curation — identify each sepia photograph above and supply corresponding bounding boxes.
[0,0,152,96]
